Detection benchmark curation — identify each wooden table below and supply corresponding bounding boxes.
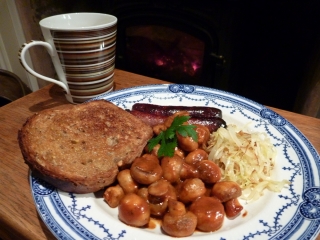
[0,69,319,240]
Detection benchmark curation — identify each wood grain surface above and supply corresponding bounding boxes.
[0,69,319,240]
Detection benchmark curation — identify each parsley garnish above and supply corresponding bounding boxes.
[147,115,198,157]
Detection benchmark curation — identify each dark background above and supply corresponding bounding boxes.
[29,0,320,113]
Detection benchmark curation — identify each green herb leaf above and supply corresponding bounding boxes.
[147,131,163,152]
[171,115,190,127]
[147,115,198,157]
[177,125,198,142]
[157,136,177,157]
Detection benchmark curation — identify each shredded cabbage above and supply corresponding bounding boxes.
[206,124,290,202]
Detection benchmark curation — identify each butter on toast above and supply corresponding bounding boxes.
[18,100,153,193]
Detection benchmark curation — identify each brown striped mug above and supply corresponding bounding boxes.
[19,13,117,103]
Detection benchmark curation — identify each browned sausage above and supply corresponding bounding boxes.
[129,110,226,132]
[188,117,226,133]
[132,103,222,118]
[129,110,165,127]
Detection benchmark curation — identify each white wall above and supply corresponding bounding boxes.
[0,0,39,91]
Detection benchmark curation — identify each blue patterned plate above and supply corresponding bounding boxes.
[30,84,320,240]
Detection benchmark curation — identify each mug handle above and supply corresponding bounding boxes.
[19,40,70,95]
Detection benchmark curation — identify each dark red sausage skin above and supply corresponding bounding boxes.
[188,117,226,133]
[129,110,226,132]
[129,110,165,127]
[132,103,222,118]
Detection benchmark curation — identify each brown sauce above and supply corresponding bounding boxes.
[242,210,248,217]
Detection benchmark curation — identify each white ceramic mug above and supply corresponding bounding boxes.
[19,13,117,103]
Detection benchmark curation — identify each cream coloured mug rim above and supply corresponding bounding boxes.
[39,13,117,30]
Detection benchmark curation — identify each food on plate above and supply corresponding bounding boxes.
[118,193,151,227]
[103,184,124,208]
[21,98,286,237]
[224,198,243,218]
[117,169,139,194]
[185,148,208,165]
[132,103,222,118]
[104,112,244,237]
[189,196,225,232]
[130,154,163,185]
[197,160,222,184]
[129,109,227,132]
[145,111,215,157]
[162,199,197,237]
[211,181,242,202]
[206,124,290,202]
[147,113,199,157]
[18,100,153,193]
[178,178,207,203]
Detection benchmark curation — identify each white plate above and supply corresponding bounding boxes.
[30,84,320,240]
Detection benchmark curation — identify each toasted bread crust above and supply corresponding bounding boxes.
[18,100,153,193]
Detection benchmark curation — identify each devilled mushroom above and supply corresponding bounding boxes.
[117,169,139,194]
[211,181,242,202]
[118,193,150,227]
[162,199,197,237]
[185,148,208,166]
[224,198,243,219]
[197,160,221,184]
[161,155,184,183]
[178,178,206,203]
[103,184,124,208]
[177,133,199,152]
[130,154,163,185]
[189,196,225,232]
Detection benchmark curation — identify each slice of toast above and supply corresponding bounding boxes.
[18,100,153,193]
